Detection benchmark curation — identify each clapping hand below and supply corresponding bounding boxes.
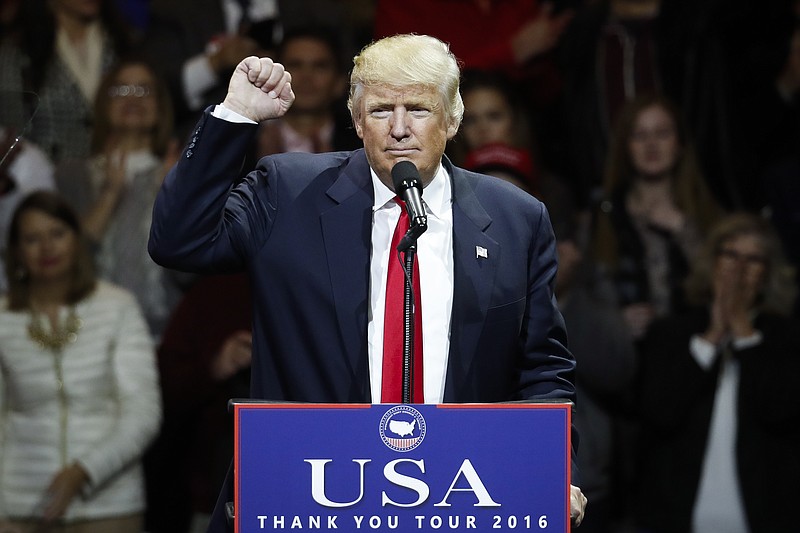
[704,249,761,345]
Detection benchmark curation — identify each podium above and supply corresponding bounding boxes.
[233,402,572,532]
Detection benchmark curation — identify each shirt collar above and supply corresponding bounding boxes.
[371,163,451,220]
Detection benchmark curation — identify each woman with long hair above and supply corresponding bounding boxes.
[592,93,724,340]
[0,190,161,532]
[55,57,181,340]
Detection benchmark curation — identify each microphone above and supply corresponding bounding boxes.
[391,161,428,251]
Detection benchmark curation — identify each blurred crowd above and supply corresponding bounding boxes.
[0,1,798,532]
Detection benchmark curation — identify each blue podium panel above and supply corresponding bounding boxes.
[234,403,571,533]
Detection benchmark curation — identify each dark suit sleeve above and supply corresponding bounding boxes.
[448,176,576,406]
[520,207,581,478]
[514,200,580,482]
[148,109,272,274]
[517,206,577,403]
[638,313,718,434]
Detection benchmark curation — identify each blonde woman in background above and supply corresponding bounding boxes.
[635,212,799,532]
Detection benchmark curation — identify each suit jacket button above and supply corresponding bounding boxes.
[186,149,193,158]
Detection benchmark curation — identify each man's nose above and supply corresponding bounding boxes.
[389,108,410,139]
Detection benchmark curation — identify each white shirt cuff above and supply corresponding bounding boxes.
[732,331,763,350]
[690,334,718,370]
[211,104,258,124]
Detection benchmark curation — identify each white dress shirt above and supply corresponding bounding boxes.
[368,166,454,403]
[689,332,762,532]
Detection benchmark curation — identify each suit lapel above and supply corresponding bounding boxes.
[318,155,500,402]
[445,164,499,401]
[320,150,373,395]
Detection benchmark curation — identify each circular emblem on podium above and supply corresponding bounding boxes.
[379,405,427,452]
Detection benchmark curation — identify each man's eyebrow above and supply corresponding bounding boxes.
[405,99,434,108]
[366,98,437,108]
[365,100,393,110]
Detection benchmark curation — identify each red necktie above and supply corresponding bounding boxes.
[382,198,424,403]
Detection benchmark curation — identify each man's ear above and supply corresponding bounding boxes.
[354,119,364,139]
[446,121,459,140]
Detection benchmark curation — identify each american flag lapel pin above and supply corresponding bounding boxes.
[476,245,488,259]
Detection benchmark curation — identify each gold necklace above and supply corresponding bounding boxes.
[27,307,82,351]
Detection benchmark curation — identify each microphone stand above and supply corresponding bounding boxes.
[400,242,416,404]
[397,223,425,404]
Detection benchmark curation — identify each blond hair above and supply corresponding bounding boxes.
[348,34,464,130]
[684,212,796,315]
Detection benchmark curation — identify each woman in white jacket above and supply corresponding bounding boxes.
[0,190,161,532]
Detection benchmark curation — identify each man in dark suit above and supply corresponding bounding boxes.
[148,33,586,532]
